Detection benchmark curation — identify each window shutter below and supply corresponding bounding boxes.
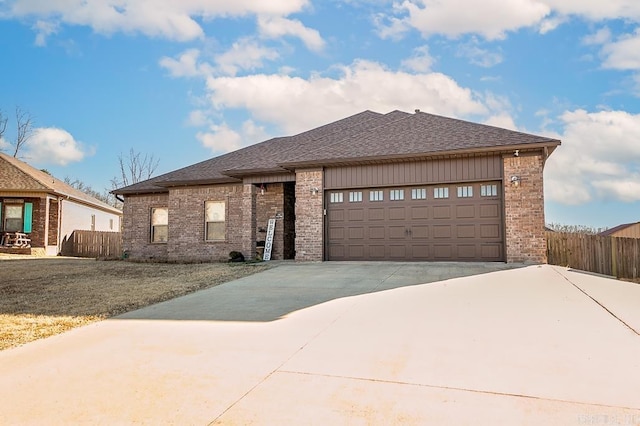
[23,202,33,233]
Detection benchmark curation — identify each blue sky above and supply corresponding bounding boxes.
[1,0,640,229]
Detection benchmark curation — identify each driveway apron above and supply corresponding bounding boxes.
[0,263,639,425]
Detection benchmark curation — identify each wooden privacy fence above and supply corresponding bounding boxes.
[546,232,640,280]
[61,230,122,259]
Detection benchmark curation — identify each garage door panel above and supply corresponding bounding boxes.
[433,225,451,238]
[368,208,385,220]
[411,206,429,219]
[389,207,405,220]
[348,245,365,258]
[480,204,499,218]
[369,245,385,258]
[456,224,476,238]
[457,244,477,259]
[349,227,364,239]
[389,226,406,239]
[329,245,345,259]
[329,227,345,240]
[410,244,429,259]
[388,245,406,258]
[433,245,452,259]
[481,244,502,260]
[328,209,345,222]
[433,205,451,219]
[348,209,365,221]
[369,226,385,239]
[456,205,475,219]
[480,224,500,239]
[411,225,428,239]
[327,182,503,261]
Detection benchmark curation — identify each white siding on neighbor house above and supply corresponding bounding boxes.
[59,200,121,250]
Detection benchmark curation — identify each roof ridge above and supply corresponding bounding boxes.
[283,110,412,164]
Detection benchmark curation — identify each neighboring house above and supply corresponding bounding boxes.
[598,222,640,239]
[113,110,561,263]
[0,152,122,255]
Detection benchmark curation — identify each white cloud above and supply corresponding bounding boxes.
[204,59,488,134]
[9,0,310,42]
[483,113,518,131]
[215,37,279,76]
[538,15,566,34]
[377,0,550,40]
[22,127,90,166]
[197,120,267,153]
[0,137,10,151]
[32,19,58,46]
[601,29,640,70]
[375,1,640,42]
[456,38,503,67]
[582,27,611,46]
[401,45,434,72]
[545,109,640,204]
[159,48,211,78]
[544,0,640,22]
[257,16,325,51]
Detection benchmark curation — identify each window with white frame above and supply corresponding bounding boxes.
[4,205,23,232]
[480,184,498,197]
[411,188,427,200]
[433,187,449,199]
[369,190,384,201]
[390,189,404,201]
[457,186,473,198]
[349,191,362,202]
[151,207,168,243]
[330,192,344,203]
[205,201,226,241]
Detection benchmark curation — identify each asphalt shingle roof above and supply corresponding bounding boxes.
[0,153,122,214]
[114,110,560,195]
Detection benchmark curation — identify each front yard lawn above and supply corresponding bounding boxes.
[0,257,270,350]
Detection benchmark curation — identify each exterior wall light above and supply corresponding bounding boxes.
[310,187,319,195]
[260,184,266,195]
[510,175,521,187]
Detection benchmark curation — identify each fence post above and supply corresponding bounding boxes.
[611,237,617,278]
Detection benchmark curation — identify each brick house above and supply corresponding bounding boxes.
[113,110,560,263]
[0,153,122,255]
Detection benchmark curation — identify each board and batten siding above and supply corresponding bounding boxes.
[324,156,503,189]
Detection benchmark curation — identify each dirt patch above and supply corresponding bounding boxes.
[0,257,271,350]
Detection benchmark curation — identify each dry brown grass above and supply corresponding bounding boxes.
[0,257,270,350]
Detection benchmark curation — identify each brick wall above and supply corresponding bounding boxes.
[240,184,257,260]
[29,198,45,248]
[295,169,323,261]
[48,199,59,246]
[503,154,547,263]
[168,185,245,262]
[122,193,169,261]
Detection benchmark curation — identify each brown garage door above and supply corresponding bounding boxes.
[326,182,503,261]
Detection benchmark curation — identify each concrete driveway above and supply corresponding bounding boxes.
[1,262,639,425]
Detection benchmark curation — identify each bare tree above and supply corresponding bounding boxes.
[0,106,34,157]
[111,148,160,188]
[13,107,34,157]
[65,176,120,208]
[0,110,7,143]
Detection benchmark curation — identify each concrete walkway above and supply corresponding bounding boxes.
[1,263,639,425]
